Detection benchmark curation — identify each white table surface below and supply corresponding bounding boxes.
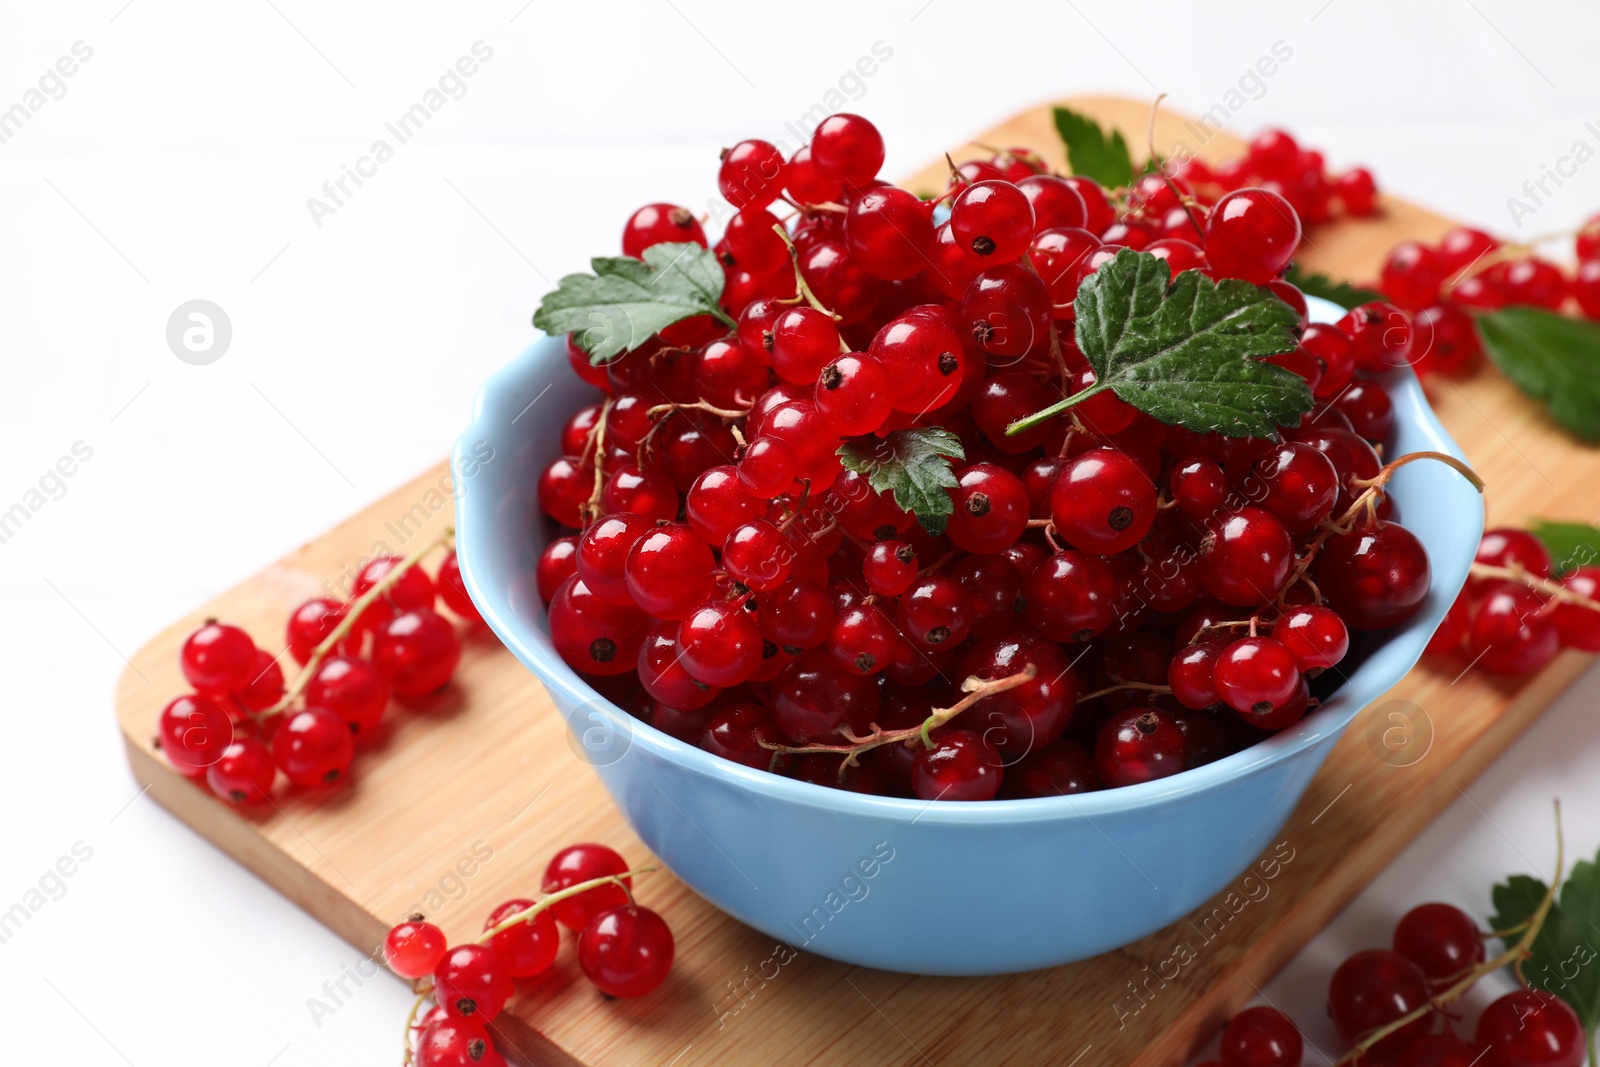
[3,2,1599,1063]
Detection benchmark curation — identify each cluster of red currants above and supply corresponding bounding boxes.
[1202,901,1583,1067]
[1426,526,1600,676]
[157,543,473,801]
[538,112,1437,803]
[1171,125,1379,228]
[385,843,673,1067]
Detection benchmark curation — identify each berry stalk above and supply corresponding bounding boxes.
[477,868,657,943]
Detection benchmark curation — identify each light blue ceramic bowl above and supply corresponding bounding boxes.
[453,297,1482,975]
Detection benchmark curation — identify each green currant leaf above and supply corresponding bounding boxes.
[1051,106,1135,190]
[837,428,965,537]
[1490,847,1600,1042]
[1531,520,1600,576]
[1008,249,1311,438]
[1283,263,1385,310]
[532,242,733,364]
[1477,306,1600,442]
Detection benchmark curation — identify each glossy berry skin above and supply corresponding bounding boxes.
[686,466,760,544]
[1198,507,1294,608]
[864,540,918,596]
[699,702,782,769]
[1553,566,1600,651]
[1381,241,1446,310]
[1017,175,1087,231]
[718,139,785,210]
[951,180,1034,263]
[757,581,836,651]
[829,602,903,676]
[1336,168,1377,215]
[1339,301,1415,371]
[1251,442,1338,533]
[869,307,967,412]
[771,653,879,743]
[974,371,1055,454]
[433,943,512,1021]
[1475,989,1584,1067]
[1204,188,1301,284]
[548,575,649,676]
[723,520,792,593]
[1332,380,1394,444]
[180,621,258,694]
[578,905,676,998]
[898,575,971,650]
[437,552,483,623]
[624,524,715,621]
[816,352,894,435]
[542,843,632,932]
[957,628,1077,749]
[737,437,795,497]
[1275,606,1349,670]
[997,740,1102,798]
[638,624,720,710]
[962,264,1052,359]
[232,648,285,713]
[1475,527,1553,579]
[1392,902,1484,986]
[271,708,355,787]
[1049,447,1157,554]
[484,899,560,979]
[1300,322,1356,400]
[536,537,579,603]
[353,555,437,632]
[677,599,763,687]
[1219,1005,1302,1067]
[1327,949,1436,1052]
[1095,708,1186,788]
[947,463,1030,555]
[810,113,884,187]
[1213,637,1300,717]
[306,655,390,736]
[911,729,1003,801]
[287,598,350,664]
[158,694,234,776]
[416,1015,504,1067]
[1169,641,1224,710]
[1025,551,1117,643]
[1466,582,1558,676]
[1170,457,1228,520]
[785,144,842,205]
[602,466,678,525]
[1315,521,1432,631]
[845,185,933,280]
[622,203,706,258]
[373,608,461,697]
[205,738,276,804]
[384,919,448,980]
[538,455,588,527]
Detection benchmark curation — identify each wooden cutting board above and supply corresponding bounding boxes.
[114,97,1597,1067]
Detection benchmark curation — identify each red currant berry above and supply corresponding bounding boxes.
[957,627,1077,748]
[1393,1034,1480,1067]
[579,904,675,998]
[810,113,884,188]
[287,598,350,664]
[1476,989,1583,1067]
[1017,174,1087,232]
[951,180,1035,263]
[785,144,843,205]
[869,307,967,413]
[1476,527,1553,578]
[1198,507,1294,607]
[946,462,1030,554]
[638,623,720,709]
[1331,380,1395,443]
[158,694,234,775]
[306,655,390,736]
[548,575,649,676]
[1213,636,1300,717]
[699,702,782,768]
[602,465,678,525]
[1250,441,1339,533]
[385,918,448,980]
[737,437,796,497]
[723,519,793,593]
[1381,241,1447,310]
[1392,902,1485,987]
[624,522,715,621]
[757,581,836,651]
[1300,322,1356,400]
[864,540,918,596]
[677,599,763,687]
[1327,949,1436,1052]
[205,737,276,804]
[1437,226,1499,273]
[1169,640,1224,710]
[623,203,705,258]
[1219,1005,1303,1067]
[354,555,437,625]
[912,729,1003,801]
[1204,188,1301,284]
[436,552,482,623]
[1465,582,1558,676]
[1553,566,1600,651]
[542,842,631,931]
[373,607,460,697]
[718,139,785,210]
[1095,708,1186,787]
[845,185,933,281]
[962,264,1052,359]
[1276,605,1349,670]
[1335,168,1377,215]
[536,537,579,603]
[180,621,258,693]
[416,1015,503,1067]
[537,455,588,527]
[272,707,355,787]
[771,652,879,743]
[433,943,512,1020]
[484,899,559,979]
[1338,301,1416,370]
[1030,226,1101,311]
[1315,520,1432,631]
[897,575,971,650]
[816,352,894,435]
[686,466,760,544]
[1025,550,1117,642]
[578,512,652,605]
[997,739,1102,798]
[1499,257,1570,310]
[233,648,285,713]
[1049,446,1157,554]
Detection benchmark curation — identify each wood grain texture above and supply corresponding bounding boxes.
[116,98,1596,1067]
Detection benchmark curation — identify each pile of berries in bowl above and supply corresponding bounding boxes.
[455,113,1483,973]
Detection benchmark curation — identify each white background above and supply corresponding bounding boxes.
[3,1,1599,1064]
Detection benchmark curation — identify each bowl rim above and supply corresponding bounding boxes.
[454,297,1483,828]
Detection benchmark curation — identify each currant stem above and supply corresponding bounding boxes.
[476,867,658,943]
[1333,800,1564,1066]
[259,528,455,721]
[1005,382,1111,437]
[771,222,839,321]
[1077,680,1174,703]
[646,399,752,421]
[759,666,1038,773]
[584,398,613,525]
[401,990,429,1067]
[1470,562,1600,612]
